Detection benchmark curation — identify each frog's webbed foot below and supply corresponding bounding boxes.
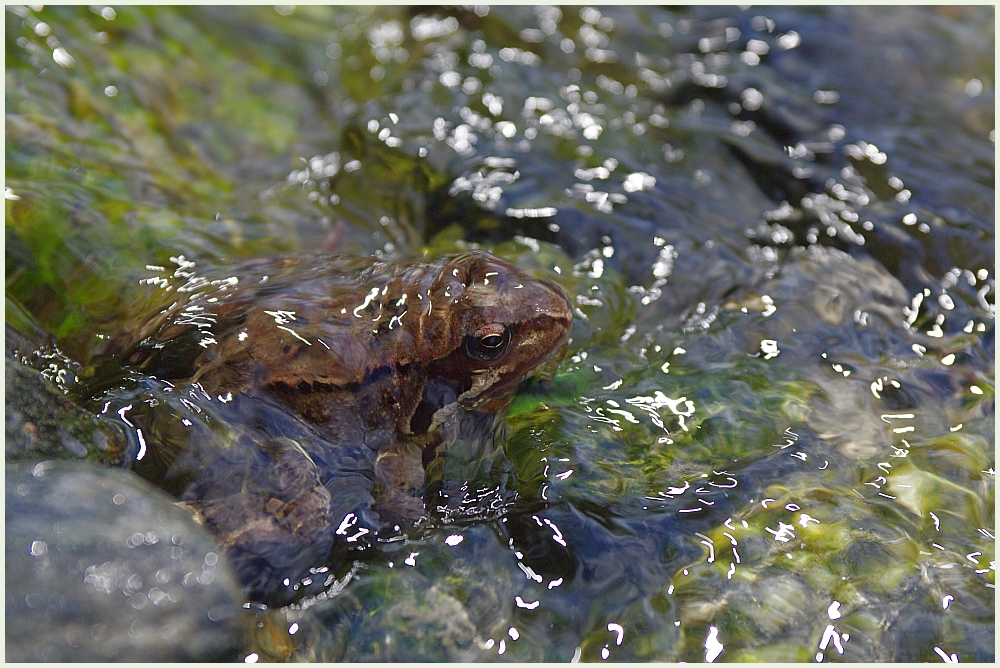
[177,436,335,603]
[376,490,427,521]
[373,440,427,520]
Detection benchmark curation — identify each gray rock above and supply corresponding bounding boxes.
[5,356,129,465]
[5,460,249,661]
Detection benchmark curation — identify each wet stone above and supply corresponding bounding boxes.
[5,356,128,466]
[5,460,248,661]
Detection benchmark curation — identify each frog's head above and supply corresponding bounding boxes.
[415,250,572,418]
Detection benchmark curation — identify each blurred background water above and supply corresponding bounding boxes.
[5,5,994,662]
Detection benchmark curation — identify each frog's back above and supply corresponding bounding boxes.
[102,254,431,391]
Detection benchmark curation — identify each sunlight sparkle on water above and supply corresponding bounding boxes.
[760,339,780,359]
[705,626,723,662]
[934,647,959,663]
[515,596,539,609]
[607,622,624,645]
[818,624,845,655]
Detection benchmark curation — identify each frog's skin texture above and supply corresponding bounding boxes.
[94,251,572,601]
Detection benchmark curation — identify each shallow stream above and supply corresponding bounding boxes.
[6,5,994,662]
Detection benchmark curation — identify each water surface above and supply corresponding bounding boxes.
[5,5,994,662]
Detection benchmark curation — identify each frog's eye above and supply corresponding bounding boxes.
[464,324,511,362]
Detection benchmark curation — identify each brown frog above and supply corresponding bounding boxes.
[95,250,572,600]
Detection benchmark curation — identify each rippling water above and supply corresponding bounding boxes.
[6,5,994,662]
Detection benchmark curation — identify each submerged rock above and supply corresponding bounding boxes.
[5,356,129,465]
[5,460,248,661]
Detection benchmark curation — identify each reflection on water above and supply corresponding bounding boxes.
[5,4,994,663]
